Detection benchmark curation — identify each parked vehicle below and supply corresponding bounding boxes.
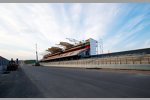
[7,58,19,71]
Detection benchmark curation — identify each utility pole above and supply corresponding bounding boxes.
[35,43,40,66]
[101,39,103,54]
[99,39,103,54]
[96,41,98,55]
[36,43,38,63]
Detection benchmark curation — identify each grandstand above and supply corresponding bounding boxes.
[41,38,98,62]
[40,38,150,70]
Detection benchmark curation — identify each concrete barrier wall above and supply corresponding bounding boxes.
[41,54,150,70]
[41,62,150,70]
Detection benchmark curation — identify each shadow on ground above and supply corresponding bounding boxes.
[0,67,44,98]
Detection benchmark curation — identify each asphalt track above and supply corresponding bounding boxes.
[0,65,150,98]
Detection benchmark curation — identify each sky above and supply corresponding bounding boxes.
[0,3,150,60]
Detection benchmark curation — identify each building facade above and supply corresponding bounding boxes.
[0,56,9,71]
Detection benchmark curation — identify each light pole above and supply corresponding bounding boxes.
[97,39,103,54]
[100,39,103,54]
[36,43,38,63]
[35,43,40,66]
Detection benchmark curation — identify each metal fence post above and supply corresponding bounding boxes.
[132,57,134,64]
[140,57,141,64]
[120,58,121,64]
[117,57,118,64]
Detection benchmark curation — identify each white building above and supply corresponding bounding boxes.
[89,38,98,56]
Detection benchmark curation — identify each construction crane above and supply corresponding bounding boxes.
[66,38,80,45]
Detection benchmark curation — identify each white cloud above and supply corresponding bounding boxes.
[103,14,148,53]
[143,39,150,48]
[0,3,148,60]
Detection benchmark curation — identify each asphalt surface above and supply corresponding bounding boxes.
[0,65,150,98]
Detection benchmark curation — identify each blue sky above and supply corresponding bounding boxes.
[0,3,150,60]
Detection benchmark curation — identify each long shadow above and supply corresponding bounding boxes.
[0,67,45,98]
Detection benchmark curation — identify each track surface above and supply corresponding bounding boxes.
[0,65,150,98]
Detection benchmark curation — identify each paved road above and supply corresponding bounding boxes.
[0,65,150,98]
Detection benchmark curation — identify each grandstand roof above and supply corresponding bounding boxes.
[59,42,74,50]
[46,46,63,54]
[43,48,87,61]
